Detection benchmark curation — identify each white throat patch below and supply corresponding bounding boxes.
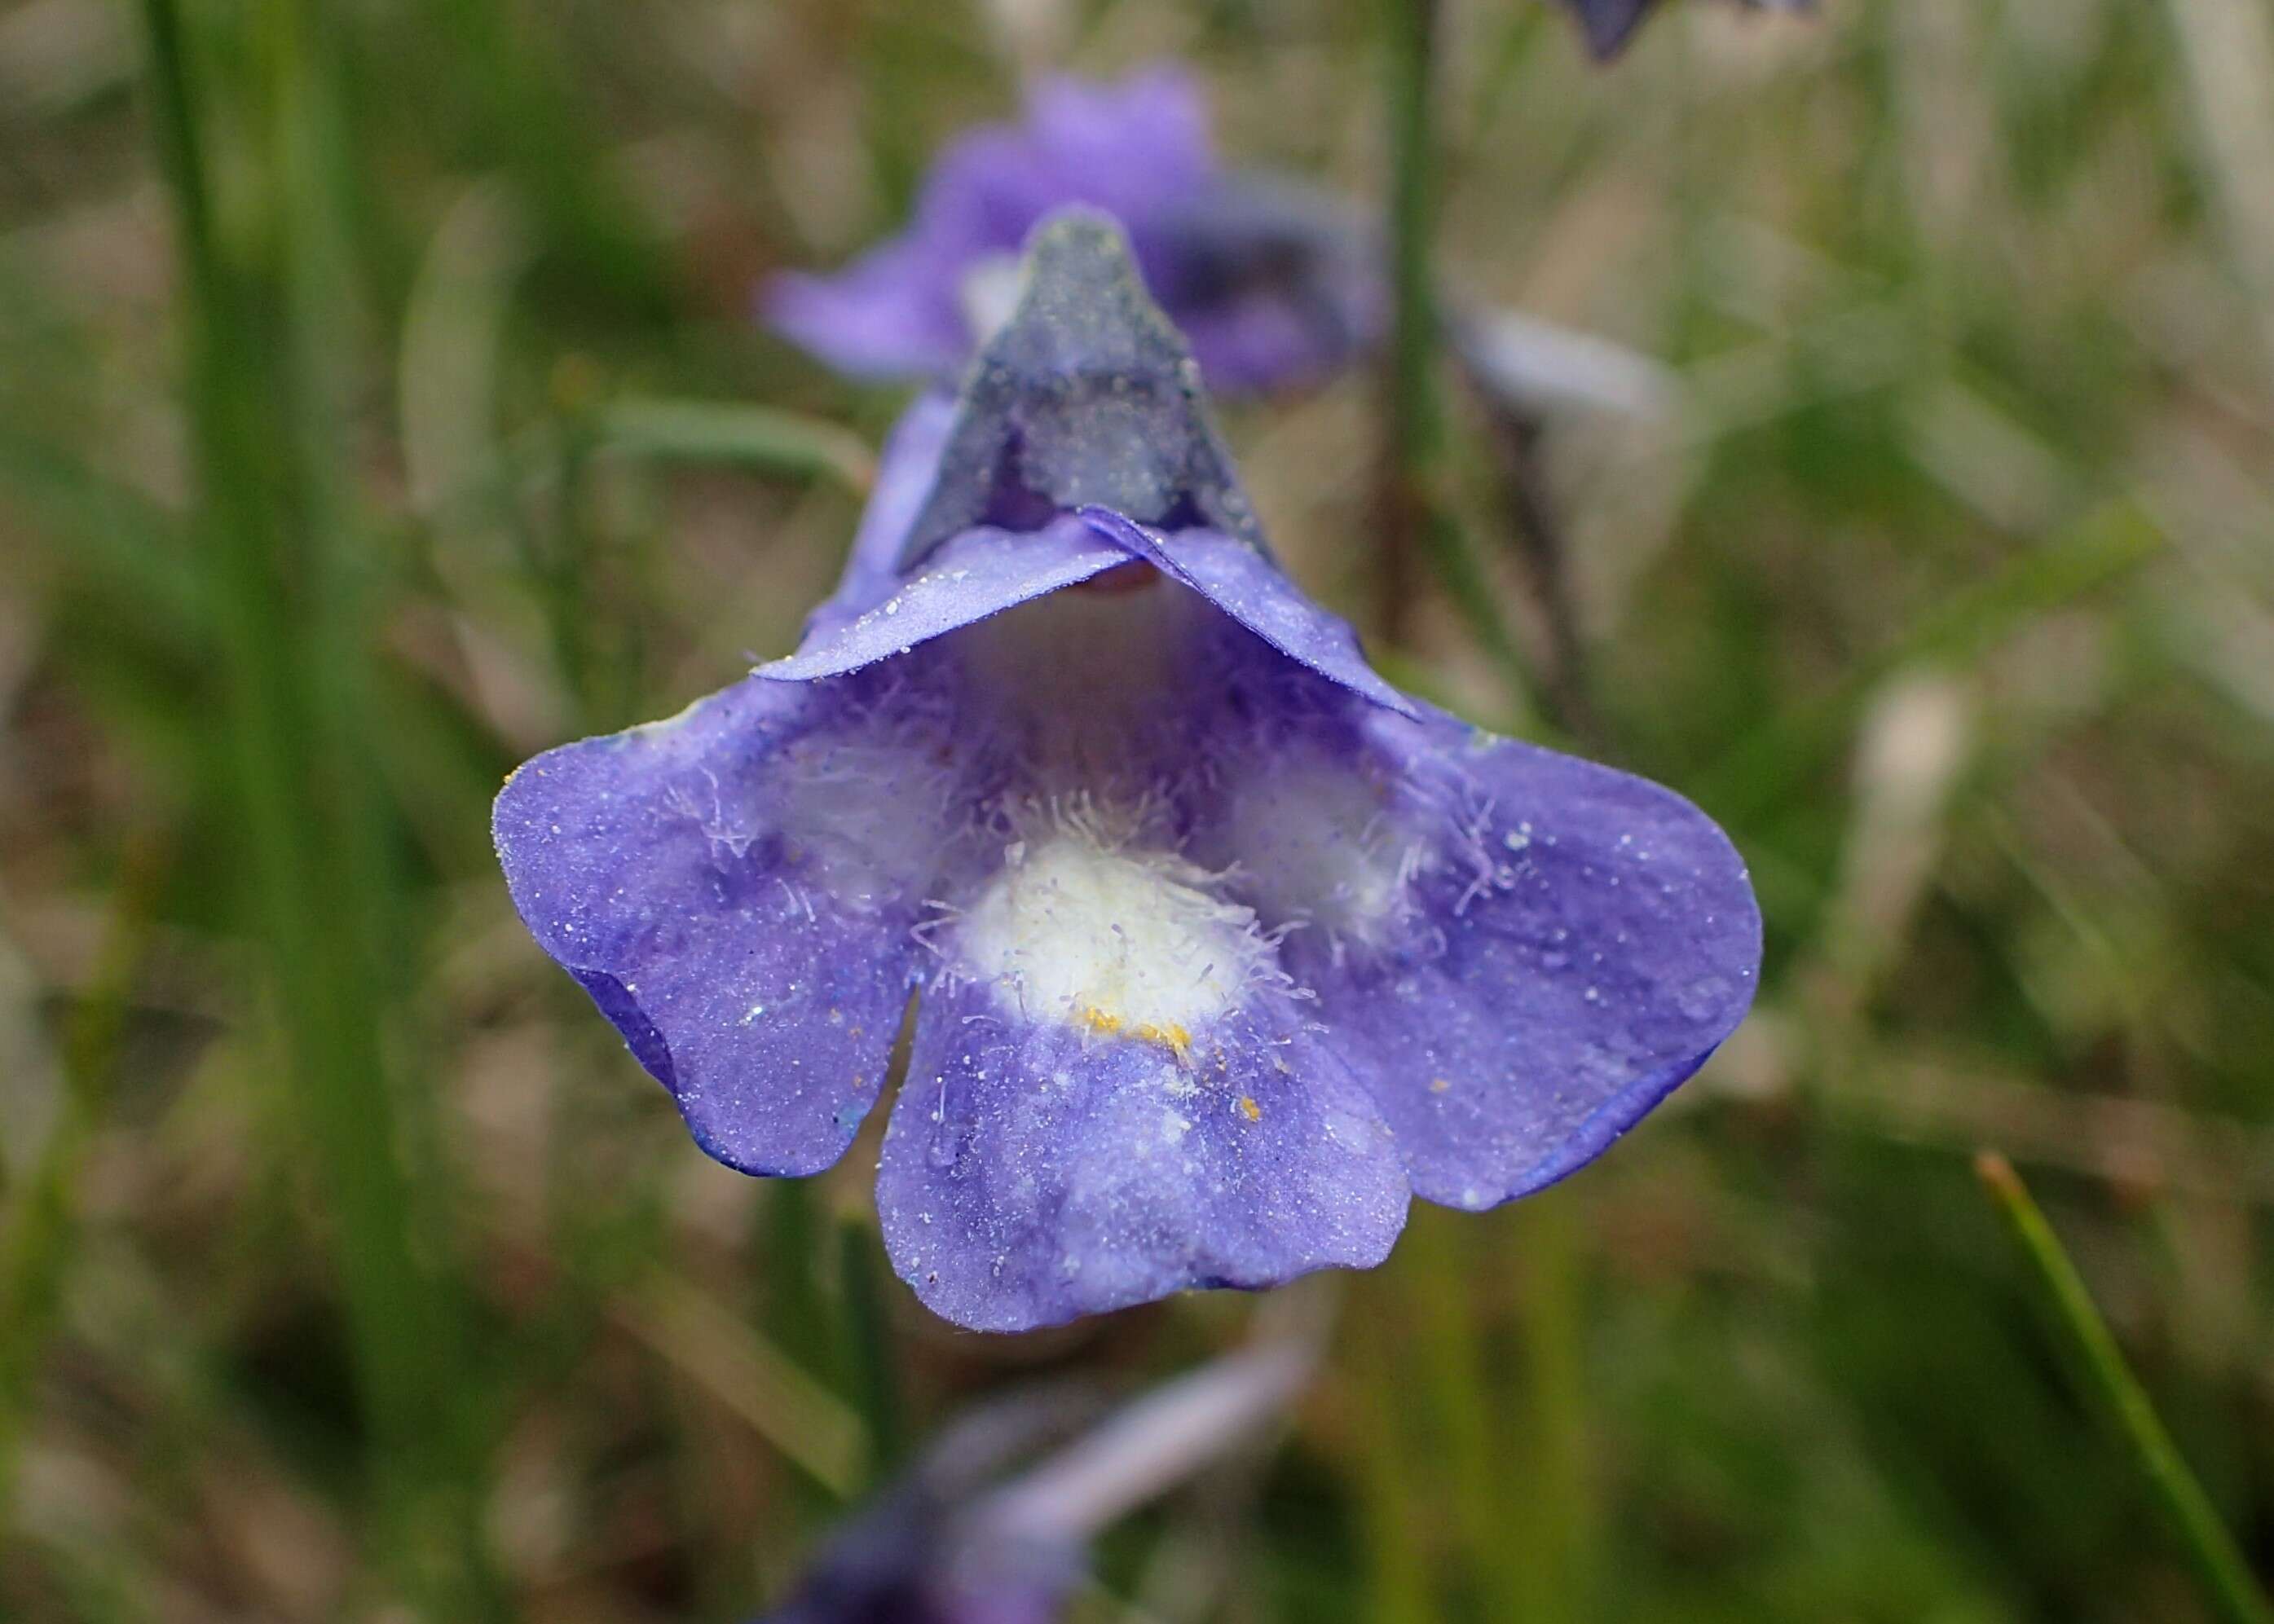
[954,818,1271,1046]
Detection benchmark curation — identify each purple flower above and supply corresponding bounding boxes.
[760,1336,1316,1623]
[1561,0,1815,60]
[764,68,1382,396]
[496,210,1760,1333]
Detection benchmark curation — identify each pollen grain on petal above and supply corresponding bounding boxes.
[1135,1020,1195,1064]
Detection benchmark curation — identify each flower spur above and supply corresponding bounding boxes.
[496,209,1761,1332]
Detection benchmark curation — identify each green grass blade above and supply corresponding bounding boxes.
[1509,1195,1589,1617]
[1976,1152,2274,1624]
[0,434,203,638]
[624,1272,869,1499]
[137,0,494,1604]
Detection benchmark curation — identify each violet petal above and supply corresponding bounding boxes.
[1080,509,1417,719]
[878,978,1409,1332]
[1305,706,1761,1208]
[760,517,1135,685]
[494,676,962,1173]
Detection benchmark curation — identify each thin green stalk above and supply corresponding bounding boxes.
[1976,1152,2274,1624]
[594,398,878,493]
[1508,1195,1589,1617]
[1404,1209,1534,1620]
[836,1219,906,1485]
[1349,1288,1433,1624]
[418,0,671,317]
[1378,0,1540,732]
[0,433,203,637]
[1378,0,1441,648]
[1424,507,1549,737]
[542,418,603,727]
[626,1273,868,1500]
[757,1177,832,1376]
[266,0,501,1600]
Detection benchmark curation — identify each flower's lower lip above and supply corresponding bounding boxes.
[1069,560,1160,596]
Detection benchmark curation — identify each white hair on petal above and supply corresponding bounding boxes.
[1193,742,1433,961]
[951,800,1285,1045]
[771,675,975,911]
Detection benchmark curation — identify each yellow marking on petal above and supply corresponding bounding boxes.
[1135,1021,1193,1064]
[1080,1006,1195,1063]
[1237,1095,1263,1123]
[1429,1076,1452,1094]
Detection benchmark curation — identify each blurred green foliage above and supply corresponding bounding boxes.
[2,0,2271,1618]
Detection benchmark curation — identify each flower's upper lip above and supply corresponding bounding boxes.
[1078,508,1419,719]
[754,504,1420,721]
[760,209,1417,720]
[755,514,1135,685]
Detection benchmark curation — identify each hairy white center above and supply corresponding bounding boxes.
[954,827,1269,1039]
[1201,759,1421,944]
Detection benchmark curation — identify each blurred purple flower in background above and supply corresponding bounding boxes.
[764,68,1383,396]
[760,1335,1315,1622]
[1560,0,1815,61]
[498,212,1759,1332]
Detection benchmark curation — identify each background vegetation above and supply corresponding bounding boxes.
[3,0,2272,1617]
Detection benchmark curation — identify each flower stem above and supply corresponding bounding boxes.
[1404,1208,1533,1620]
[837,1217,907,1485]
[1975,1152,2274,1624]
[1377,0,1440,647]
[1378,0,1540,729]
[1509,1195,1589,1616]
